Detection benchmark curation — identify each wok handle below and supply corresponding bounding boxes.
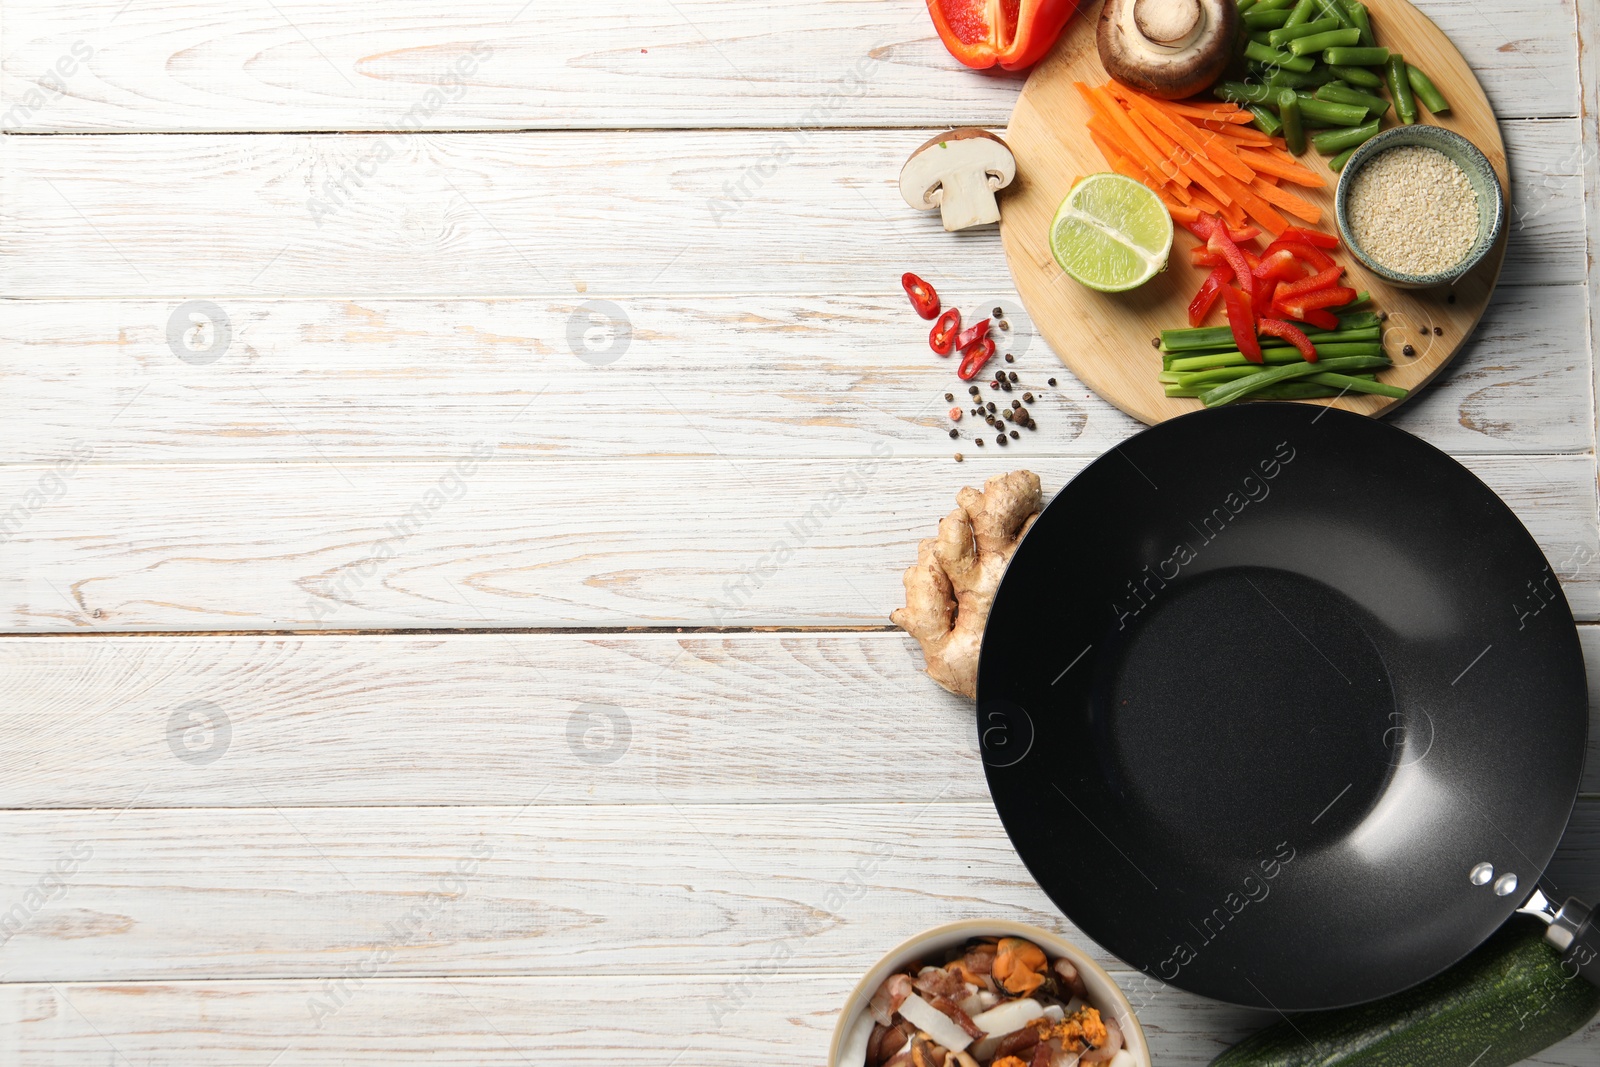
[1549,898,1600,988]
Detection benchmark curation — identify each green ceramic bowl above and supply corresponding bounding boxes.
[1333,125,1505,289]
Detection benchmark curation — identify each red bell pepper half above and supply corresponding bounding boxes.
[1258,318,1318,362]
[1221,285,1261,362]
[1189,266,1229,328]
[956,337,996,380]
[929,308,961,355]
[901,272,940,319]
[925,0,1080,71]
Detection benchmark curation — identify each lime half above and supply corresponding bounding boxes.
[1050,173,1173,293]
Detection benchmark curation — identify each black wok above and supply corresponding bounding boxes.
[977,404,1598,1009]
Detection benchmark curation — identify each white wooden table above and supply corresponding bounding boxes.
[0,1,1596,1063]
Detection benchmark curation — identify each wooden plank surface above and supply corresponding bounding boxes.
[0,284,1588,461]
[3,630,1598,808]
[1,801,1595,983]
[2,974,1597,1067]
[0,122,1583,298]
[0,454,1593,631]
[0,0,1577,132]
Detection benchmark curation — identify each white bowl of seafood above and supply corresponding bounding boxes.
[829,920,1150,1067]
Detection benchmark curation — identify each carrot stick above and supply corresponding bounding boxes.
[1087,120,1169,189]
[1213,170,1290,234]
[1164,201,1202,223]
[1127,107,1226,180]
[1250,177,1323,224]
[1090,85,1185,185]
[1188,191,1226,216]
[1237,147,1327,187]
[1159,99,1256,124]
[1204,121,1277,144]
[1193,128,1258,183]
[1125,90,1253,184]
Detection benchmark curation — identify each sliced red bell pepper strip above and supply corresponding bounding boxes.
[1191,247,1225,268]
[1280,226,1340,249]
[1252,249,1305,286]
[1276,265,1345,300]
[955,317,991,351]
[1281,306,1341,330]
[902,272,940,319]
[956,337,996,380]
[929,308,961,355]
[925,0,1079,71]
[1188,266,1229,328]
[1182,215,1262,245]
[1263,239,1334,272]
[1280,285,1358,315]
[1209,227,1255,300]
[1258,318,1318,362]
[1222,285,1261,362]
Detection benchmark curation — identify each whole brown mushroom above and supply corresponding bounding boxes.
[1097,0,1239,100]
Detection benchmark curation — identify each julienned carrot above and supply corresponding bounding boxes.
[1158,99,1256,124]
[1250,177,1322,224]
[1213,170,1291,234]
[1236,147,1326,187]
[1091,130,1187,202]
[1207,122,1279,145]
[1164,200,1203,223]
[1091,85,1185,185]
[1194,130,1258,183]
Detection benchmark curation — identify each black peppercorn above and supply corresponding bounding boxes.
[1151,337,1160,348]
[1023,392,1034,403]
[1000,380,1012,392]
[1048,377,1057,386]
[1011,399,1020,409]
[949,428,959,439]
[1433,326,1443,336]
[1004,353,1014,362]
[1447,293,1457,304]
[1403,344,1416,357]
[996,434,1007,446]
[976,438,985,447]
[992,306,1003,317]
[1008,371,1018,382]
[1010,430,1019,439]
[987,402,997,412]
[968,385,980,396]
[944,392,954,402]
[1378,312,1388,322]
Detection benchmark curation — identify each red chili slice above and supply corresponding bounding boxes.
[1259,317,1318,362]
[929,308,961,355]
[956,318,991,351]
[902,272,940,319]
[1222,285,1261,362]
[956,337,996,380]
[1188,266,1229,327]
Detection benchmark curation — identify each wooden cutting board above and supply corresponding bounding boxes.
[998,0,1508,425]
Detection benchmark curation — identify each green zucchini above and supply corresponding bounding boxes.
[1209,916,1600,1067]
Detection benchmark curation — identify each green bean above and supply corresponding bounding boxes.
[1243,7,1293,28]
[1279,90,1306,155]
[1288,27,1362,54]
[1247,103,1284,136]
[1170,344,1387,373]
[1386,54,1417,124]
[1251,0,1298,11]
[1296,94,1368,125]
[1329,146,1356,171]
[1282,0,1319,30]
[1406,63,1451,114]
[1315,82,1390,117]
[1344,1,1375,46]
[1268,16,1338,47]
[1201,355,1392,406]
[1322,46,1389,65]
[1328,63,1384,87]
[1314,0,1355,28]
[1312,118,1380,154]
[1244,40,1317,71]
[1250,31,1277,45]
[1216,81,1280,106]
[1304,372,1409,398]
[1262,66,1341,88]
[1237,0,1259,12]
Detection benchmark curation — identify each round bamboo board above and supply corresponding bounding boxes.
[998,0,1508,424]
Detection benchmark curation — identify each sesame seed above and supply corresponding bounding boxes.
[1346,146,1479,276]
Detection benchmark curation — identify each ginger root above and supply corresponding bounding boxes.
[891,470,1042,699]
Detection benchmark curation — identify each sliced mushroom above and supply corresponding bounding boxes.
[1098,0,1238,99]
[900,129,1017,232]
